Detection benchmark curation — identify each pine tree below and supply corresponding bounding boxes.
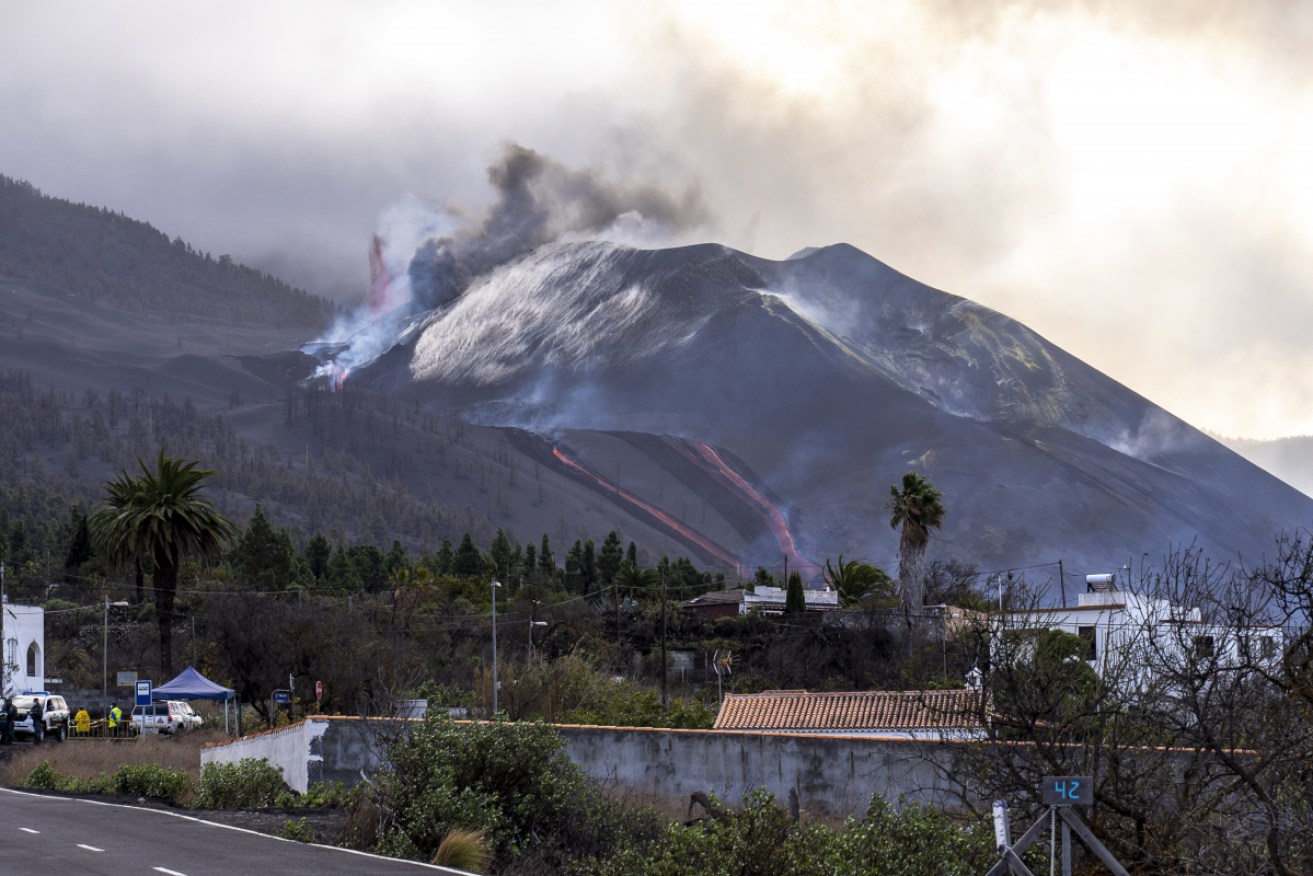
[327,542,362,593]
[598,531,623,588]
[489,528,513,581]
[304,532,332,582]
[538,534,555,577]
[785,570,806,615]
[435,538,454,575]
[565,540,583,593]
[453,533,484,578]
[62,508,94,579]
[384,540,409,579]
[232,505,292,590]
[581,539,597,594]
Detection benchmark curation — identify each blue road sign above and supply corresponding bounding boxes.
[135,680,152,707]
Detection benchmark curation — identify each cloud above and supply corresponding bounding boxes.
[1,0,1311,438]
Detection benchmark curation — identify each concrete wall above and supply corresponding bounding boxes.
[201,718,968,817]
[556,725,967,816]
[202,721,327,793]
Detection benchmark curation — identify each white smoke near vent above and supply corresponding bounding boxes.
[303,143,707,385]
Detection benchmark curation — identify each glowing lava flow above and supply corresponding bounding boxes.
[681,440,817,577]
[551,447,742,571]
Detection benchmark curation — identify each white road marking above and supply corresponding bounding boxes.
[154,869,188,876]
[77,844,105,852]
[20,827,39,833]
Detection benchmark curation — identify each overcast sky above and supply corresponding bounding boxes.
[3,1,1311,440]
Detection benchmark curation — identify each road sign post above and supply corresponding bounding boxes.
[134,681,151,742]
[986,778,1129,876]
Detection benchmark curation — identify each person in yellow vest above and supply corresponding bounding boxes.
[108,702,123,734]
[74,708,91,735]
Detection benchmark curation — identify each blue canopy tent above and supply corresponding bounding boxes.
[151,666,236,732]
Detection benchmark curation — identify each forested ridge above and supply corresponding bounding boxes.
[0,370,495,568]
[0,175,332,328]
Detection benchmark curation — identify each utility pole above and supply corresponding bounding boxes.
[1058,559,1066,608]
[491,579,501,715]
[660,566,668,708]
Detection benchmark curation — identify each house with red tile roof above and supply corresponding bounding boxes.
[713,688,989,740]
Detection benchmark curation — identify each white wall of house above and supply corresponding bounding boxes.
[2,598,46,695]
[992,589,1282,692]
[744,586,839,614]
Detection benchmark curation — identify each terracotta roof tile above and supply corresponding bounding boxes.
[713,689,987,732]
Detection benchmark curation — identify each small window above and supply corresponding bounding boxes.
[1077,626,1098,660]
[1260,637,1278,660]
[1192,635,1216,661]
[25,642,39,677]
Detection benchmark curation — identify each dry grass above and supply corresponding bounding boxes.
[432,827,492,873]
[0,727,228,789]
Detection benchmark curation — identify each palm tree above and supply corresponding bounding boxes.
[90,450,236,678]
[886,471,945,624]
[824,555,893,608]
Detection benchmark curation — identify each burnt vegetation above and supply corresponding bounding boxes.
[0,175,330,328]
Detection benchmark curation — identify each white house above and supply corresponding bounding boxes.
[2,596,46,695]
[682,585,840,619]
[990,576,1282,692]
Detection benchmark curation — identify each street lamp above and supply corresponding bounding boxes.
[103,598,129,719]
[529,620,547,661]
[491,580,501,715]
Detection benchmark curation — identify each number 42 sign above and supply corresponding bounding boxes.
[1042,775,1093,806]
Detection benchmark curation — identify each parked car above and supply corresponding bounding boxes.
[132,701,188,735]
[11,692,71,742]
[167,700,203,730]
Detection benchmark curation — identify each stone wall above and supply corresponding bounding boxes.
[201,718,970,818]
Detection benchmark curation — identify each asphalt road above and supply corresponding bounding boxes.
[0,789,471,875]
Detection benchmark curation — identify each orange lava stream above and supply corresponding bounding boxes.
[551,447,741,571]
[684,440,817,577]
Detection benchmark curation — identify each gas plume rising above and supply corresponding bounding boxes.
[303,143,707,386]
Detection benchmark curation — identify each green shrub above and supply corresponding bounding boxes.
[587,792,1001,876]
[368,714,629,869]
[291,780,356,809]
[193,758,287,809]
[111,763,191,804]
[23,761,63,790]
[278,817,315,843]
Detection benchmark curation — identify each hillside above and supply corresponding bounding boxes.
[341,238,1313,585]
[2,179,1311,599]
[0,175,331,329]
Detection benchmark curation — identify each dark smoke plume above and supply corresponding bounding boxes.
[407,143,707,310]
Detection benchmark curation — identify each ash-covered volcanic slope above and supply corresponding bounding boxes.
[353,239,1313,584]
